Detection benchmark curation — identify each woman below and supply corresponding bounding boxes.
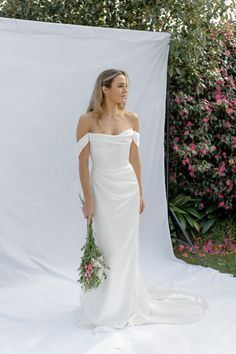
[76,69,209,330]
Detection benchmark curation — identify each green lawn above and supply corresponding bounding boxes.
[173,246,236,277]
[172,217,236,277]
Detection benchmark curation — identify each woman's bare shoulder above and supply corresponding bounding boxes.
[124,111,140,130]
[76,112,96,142]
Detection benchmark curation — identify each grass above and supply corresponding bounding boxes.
[172,218,236,277]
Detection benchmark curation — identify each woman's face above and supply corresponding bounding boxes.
[104,74,128,105]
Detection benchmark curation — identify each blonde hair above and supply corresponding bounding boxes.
[86,69,130,131]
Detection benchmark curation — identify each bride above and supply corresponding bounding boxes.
[75,68,209,330]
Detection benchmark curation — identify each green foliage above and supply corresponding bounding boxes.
[169,193,201,237]
[169,24,236,213]
[169,193,231,238]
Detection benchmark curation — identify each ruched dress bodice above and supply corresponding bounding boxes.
[77,128,140,170]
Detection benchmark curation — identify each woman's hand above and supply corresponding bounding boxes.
[139,194,145,214]
[82,199,94,224]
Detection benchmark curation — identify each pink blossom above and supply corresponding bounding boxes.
[173,144,179,151]
[202,117,209,123]
[174,137,180,143]
[216,79,224,86]
[182,157,190,165]
[188,164,195,177]
[203,240,212,253]
[215,84,222,92]
[179,110,185,116]
[222,152,227,158]
[232,137,236,149]
[224,50,230,57]
[200,202,204,209]
[226,179,233,190]
[213,91,226,104]
[175,96,179,103]
[231,99,236,108]
[225,121,233,128]
[201,147,207,155]
[187,121,193,126]
[219,162,226,175]
[184,130,189,135]
[219,201,225,207]
[204,105,212,112]
[178,244,185,251]
[226,108,234,115]
[189,143,197,151]
[187,96,193,102]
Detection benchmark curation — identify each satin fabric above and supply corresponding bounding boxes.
[76,129,210,330]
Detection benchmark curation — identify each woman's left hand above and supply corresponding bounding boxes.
[139,194,145,214]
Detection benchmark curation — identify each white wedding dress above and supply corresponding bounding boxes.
[76,128,209,330]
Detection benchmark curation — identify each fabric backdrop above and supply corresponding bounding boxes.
[0,16,235,354]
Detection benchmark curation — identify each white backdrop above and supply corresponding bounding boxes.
[0,16,235,354]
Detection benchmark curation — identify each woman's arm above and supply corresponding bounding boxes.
[76,114,94,222]
[129,113,144,196]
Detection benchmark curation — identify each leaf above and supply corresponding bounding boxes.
[201,218,217,234]
[184,207,201,219]
[171,205,188,214]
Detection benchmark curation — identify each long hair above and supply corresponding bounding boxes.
[86,69,130,131]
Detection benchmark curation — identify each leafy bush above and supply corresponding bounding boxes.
[169,24,236,213]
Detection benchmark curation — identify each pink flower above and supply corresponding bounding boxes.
[188,164,194,177]
[226,108,234,115]
[174,137,180,143]
[203,240,212,253]
[187,96,193,102]
[219,162,226,175]
[224,50,230,57]
[204,105,212,112]
[200,202,204,209]
[226,179,233,190]
[178,244,185,251]
[182,157,190,165]
[219,201,225,207]
[184,130,190,135]
[173,144,179,151]
[201,147,207,155]
[231,99,236,108]
[213,92,227,105]
[187,121,193,126]
[232,137,236,149]
[189,143,197,151]
[225,121,233,128]
[216,79,224,86]
[202,117,209,123]
[175,96,180,103]
[182,253,188,258]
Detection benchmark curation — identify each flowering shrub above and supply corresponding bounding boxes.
[169,24,236,213]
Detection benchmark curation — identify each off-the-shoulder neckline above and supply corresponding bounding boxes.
[89,128,138,136]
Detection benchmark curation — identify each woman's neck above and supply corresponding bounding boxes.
[102,102,120,119]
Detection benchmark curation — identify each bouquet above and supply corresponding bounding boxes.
[77,193,110,293]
